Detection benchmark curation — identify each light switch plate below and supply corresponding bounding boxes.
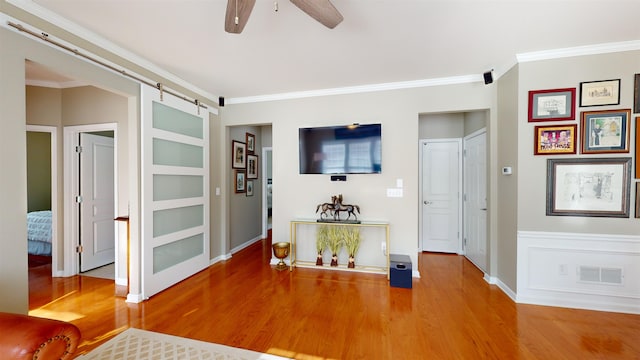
[387,188,403,197]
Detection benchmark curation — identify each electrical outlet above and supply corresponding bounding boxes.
[559,264,568,276]
[381,241,387,255]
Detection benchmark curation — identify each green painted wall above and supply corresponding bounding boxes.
[26,131,51,212]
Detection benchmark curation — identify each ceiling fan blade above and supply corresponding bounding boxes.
[290,0,344,29]
[225,0,256,34]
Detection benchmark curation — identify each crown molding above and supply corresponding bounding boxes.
[25,79,88,89]
[6,0,218,102]
[516,40,640,63]
[229,40,640,105]
[6,1,638,106]
[227,74,483,105]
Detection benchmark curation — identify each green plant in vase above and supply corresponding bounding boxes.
[316,225,330,266]
[327,225,344,267]
[342,226,361,268]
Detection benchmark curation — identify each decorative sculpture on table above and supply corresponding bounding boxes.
[315,196,336,219]
[333,194,360,222]
[316,194,360,224]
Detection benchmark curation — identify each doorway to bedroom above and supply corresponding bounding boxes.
[26,60,123,284]
[26,126,56,270]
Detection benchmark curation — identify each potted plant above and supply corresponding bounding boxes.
[342,226,361,268]
[327,225,343,266]
[316,225,330,265]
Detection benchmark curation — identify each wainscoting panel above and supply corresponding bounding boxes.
[517,231,640,314]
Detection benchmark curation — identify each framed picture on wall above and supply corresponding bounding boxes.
[528,88,576,122]
[534,124,577,155]
[247,154,259,179]
[634,74,640,114]
[546,157,631,218]
[235,169,246,193]
[636,183,640,218]
[246,180,254,197]
[246,132,255,154]
[232,140,246,169]
[579,79,620,107]
[580,109,630,154]
[636,117,640,179]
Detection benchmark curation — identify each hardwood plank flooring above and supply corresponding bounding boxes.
[28,239,640,359]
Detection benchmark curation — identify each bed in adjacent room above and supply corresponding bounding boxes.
[27,210,52,265]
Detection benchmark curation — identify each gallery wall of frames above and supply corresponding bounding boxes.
[231,132,259,196]
[529,74,640,218]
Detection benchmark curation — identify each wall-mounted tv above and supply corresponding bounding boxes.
[299,123,382,174]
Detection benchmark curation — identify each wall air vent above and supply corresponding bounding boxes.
[578,266,623,285]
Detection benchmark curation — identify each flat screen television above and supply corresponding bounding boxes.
[299,123,382,174]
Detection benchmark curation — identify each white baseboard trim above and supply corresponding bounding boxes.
[516,293,640,315]
[115,277,128,286]
[496,278,517,302]
[210,253,231,266]
[412,270,421,278]
[126,293,145,304]
[483,273,517,302]
[231,235,263,255]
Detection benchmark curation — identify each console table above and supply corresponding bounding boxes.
[289,219,390,278]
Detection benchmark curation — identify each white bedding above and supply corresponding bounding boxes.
[27,210,52,256]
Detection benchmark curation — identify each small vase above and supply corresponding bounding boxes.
[348,256,355,268]
[316,254,323,266]
[331,254,338,267]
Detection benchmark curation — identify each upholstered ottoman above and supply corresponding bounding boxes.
[0,312,81,360]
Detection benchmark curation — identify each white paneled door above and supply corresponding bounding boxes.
[141,85,210,299]
[463,130,487,272]
[421,139,461,253]
[79,133,115,272]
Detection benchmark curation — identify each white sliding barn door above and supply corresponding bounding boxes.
[141,85,210,299]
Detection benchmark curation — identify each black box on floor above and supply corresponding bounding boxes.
[389,254,412,289]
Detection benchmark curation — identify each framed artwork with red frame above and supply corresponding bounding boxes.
[528,88,576,122]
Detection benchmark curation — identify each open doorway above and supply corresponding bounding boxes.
[262,147,272,238]
[64,124,117,280]
[26,60,125,284]
[418,110,488,272]
[26,126,57,274]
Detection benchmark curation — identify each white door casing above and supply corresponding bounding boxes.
[63,123,118,278]
[421,139,462,253]
[79,133,115,272]
[141,84,210,299]
[463,130,488,272]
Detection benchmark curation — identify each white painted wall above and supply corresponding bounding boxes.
[221,84,496,273]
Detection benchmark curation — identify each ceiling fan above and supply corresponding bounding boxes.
[225,0,343,34]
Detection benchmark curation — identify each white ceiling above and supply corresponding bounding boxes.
[22,0,640,101]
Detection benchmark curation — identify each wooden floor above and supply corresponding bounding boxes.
[29,239,639,359]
